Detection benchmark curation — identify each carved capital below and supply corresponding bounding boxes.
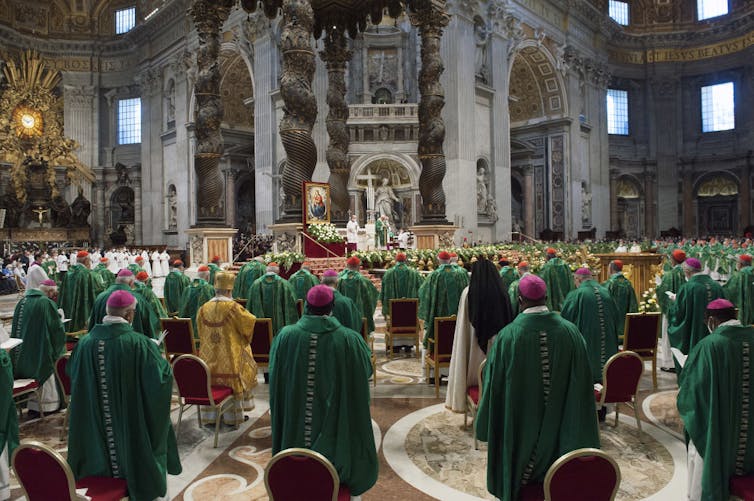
[188,0,234,35]
[448,0,480,19]
[243,11,271,41]
[136,67,161,96]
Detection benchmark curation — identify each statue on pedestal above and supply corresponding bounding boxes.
[71,187,91,227]
[374,178,399,230]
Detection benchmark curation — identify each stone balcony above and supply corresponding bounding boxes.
[347,104,419,143]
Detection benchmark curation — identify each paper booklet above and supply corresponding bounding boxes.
[0,338,22,351]
[152,330,169,346]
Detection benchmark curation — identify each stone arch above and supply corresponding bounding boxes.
[693,171,740,236]
[219,44,254,129]
[348,153,421,189]
[507,42,567,123]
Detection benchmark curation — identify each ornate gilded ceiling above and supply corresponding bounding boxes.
[508,46,564,123]
[0,0,165,38]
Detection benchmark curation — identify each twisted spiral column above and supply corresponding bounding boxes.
[279,0,318,221]
[320,31,352,224]
[411,1,450,224]
[189,0,234,226]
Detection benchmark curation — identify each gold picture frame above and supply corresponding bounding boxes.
[303,182,330,224]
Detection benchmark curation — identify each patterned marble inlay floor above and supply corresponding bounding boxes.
[405,408,676,501]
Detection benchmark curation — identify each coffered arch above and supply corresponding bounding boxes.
[508,42,567,124]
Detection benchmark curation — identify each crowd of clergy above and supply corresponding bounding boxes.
[1,241,753,501]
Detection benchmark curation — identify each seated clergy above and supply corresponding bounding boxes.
[197,272,258,425]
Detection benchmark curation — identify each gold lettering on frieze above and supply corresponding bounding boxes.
[612,30,754,64]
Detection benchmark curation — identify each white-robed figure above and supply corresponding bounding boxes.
[90,249,101,268]
[106,251,120,273]
[159,249,170,276]
[346,215,359,252]
[151,250,162,278]
[446,258,513,412]
[141,250,153,276]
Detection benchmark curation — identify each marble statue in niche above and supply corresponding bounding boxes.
[374,177,400,230]
[165,79,176,124]
[167,184,177,230]
[477,164,490,213]
[581,181,592,226]
[474,16,490,84]
[70,187,91,227]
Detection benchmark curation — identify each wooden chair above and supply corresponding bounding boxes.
[54,354,72,438]
[158,296,167,312]
[424,315,456,398]
[622,312,661,388]
[595,351,644,432]
[361,317,376,388]
[160,317,197,360]
[265,448,348,501]
[13,378,43,419]
[65,329,87,353]
[172,354,235,448]
[251,318,274,372]
[12,441,128,501]
[518,448,621,501]
[730,474,754,500]
[385,298,420,359]
[465,359,486,450]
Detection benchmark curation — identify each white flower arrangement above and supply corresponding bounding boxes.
[638,288,659,313]
[307,223,344,244]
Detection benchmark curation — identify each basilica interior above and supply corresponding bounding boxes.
[1,0,754,500]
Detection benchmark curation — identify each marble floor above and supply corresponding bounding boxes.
[2,293,689,500]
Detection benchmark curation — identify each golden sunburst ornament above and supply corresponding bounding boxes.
[11,105,43,138]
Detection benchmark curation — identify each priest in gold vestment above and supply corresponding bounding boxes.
[197,272,258,425]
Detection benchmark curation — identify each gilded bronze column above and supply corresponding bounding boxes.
[320,30,352,224]
[278,0,317,221]
[411,0,450,224]
[189,0,234,226]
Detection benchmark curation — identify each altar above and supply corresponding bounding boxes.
[0,227,90,243]
[595,253,664,301]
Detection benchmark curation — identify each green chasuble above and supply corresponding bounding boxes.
[678,323,754,501]
[508,275,529,318]
[58,263,104,332]
[375,218,385,247]
[656,265,686,315]
[93,264,115,289]
[208,263,222,287]
[67,322,181,501]
[337,269,379,333]
[724,266,754,325]
[135,282,168,319]
[539,257,574,312]
[330,290,362,333]
[178,279,215,335]
[164,270,190,315]
[668,273,724,355]
[499,266,518,293]
[602,273,638,338]
[418,264,469,344]
[88,284,159,339]
[380,262,424,316]
[232,261,266,299]
[561,279,621,382]
[288,268,320,302]
[270,315,378,495]
[41,259,57,282]
[11,290,65,385]
[475,311,600,501]
[126,264,144,276]
[247,274,299,336]
[0,349,18,462]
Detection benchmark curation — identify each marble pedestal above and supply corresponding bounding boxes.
[269,222,303,253]
[185,227,237,268]
[409,224,458,249]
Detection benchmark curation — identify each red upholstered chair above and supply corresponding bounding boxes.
[595,351,644,432]
[265,448,349,501]
[251,318,274,372]
[160,317,197,361]
[386,298,420,359]
[730,474,754,500]
[361,317,376,388]
[544,448,621,501]
[172,354,235,448]
[13,378,43,419]
[12,441,128,501]
[54,354,72,439]
[622,312,661,388]
[465,359,487,450]
[424,315,456,398]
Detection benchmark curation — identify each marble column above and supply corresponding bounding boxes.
[411,0,451,224]
[188,0,234,227]
[489,30,512,241]
[740,163,751,230]
[278,0,317,222]
[681,165,694,235]
[320,30,352,224]
[643,168,656,237]
[610,169,619,232]
[522,165,535,237]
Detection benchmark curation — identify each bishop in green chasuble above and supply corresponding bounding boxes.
[58,252,104,333]
[246,263,299,336]
[602,260,638,338]
[538,248,574,312]
[178,266,215,336]
[418,252,469,345]
[163,260,190,315]
[337,257,379,333]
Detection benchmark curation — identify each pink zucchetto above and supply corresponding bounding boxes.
[106,290,136,308]
[575,267,592,276]
[41,279,57,287]
[519,275,547,301]
[684,258,702,271]
[707,298,735,310]
[306,284,334,307]
[117,269,133,277]
[322,269,338,278]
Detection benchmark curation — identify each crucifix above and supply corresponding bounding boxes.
[32,207,50,225]
[356,167,380,222]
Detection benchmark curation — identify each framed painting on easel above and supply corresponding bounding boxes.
[303,182,330,225]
